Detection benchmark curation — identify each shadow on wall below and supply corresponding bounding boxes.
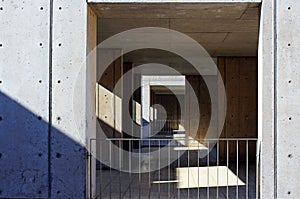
[0,92,86,198]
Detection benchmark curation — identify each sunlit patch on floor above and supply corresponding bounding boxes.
[176,166,245,188]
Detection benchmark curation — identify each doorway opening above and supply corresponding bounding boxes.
[88,2,260,198]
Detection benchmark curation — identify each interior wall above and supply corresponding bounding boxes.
[185,57,257,161]
[96,49,123,138]
[218,57,257,161]
[152,94,184,129]
[185,75,211,139]
[87,6,97,199]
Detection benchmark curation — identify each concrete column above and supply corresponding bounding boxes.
[258,0,275,198]
[141,81,150,138]
[51,0,89,198]
[276,0,300,198]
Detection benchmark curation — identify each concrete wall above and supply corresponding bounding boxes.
[258,0,300,198]
[276,0,300,198]
[1,0,300,198]
[258,0,275,198]
[0,0,93,198]
[0,1,50,198]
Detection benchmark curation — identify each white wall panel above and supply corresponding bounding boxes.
[276,0,300,198]
[0,0,50,198]
[51,0,88,198]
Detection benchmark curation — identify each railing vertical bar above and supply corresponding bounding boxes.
[227,140,229,199]
[217,140,219,199]
[207,141,210,199]
[168,140,171,199]
[139,140,141,199]
[246,140,249,199]
[236,140,239,199]
[158,140,161,199]
[119,140,122,199]
[149,140,151,199]
[197,140,200,199]
[89,140,92,199]
[177,141,180,199]
[256,141,258,199]
[188,145,190,199]
[129,140,132,199]
[109,141,112,199]
[99,140,102,199]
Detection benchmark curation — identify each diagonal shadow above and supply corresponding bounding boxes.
[0,91,86,198]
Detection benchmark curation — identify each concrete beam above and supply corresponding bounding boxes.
[89,0,261,3]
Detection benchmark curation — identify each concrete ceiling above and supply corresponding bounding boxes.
[92,3,259,74]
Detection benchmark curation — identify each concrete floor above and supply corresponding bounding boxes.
[96,163,256,199]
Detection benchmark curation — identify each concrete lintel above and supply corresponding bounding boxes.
[88,0,261,3]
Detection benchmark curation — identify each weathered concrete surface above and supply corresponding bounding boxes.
[258,0,275,198]
[0,1,50,198]
[89,0,261,3]
[51,0,89,198]
[276,0,300,198]
[93,2,260,58]
[1,0,300,198]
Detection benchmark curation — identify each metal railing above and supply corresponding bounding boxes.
[89,138,258,199]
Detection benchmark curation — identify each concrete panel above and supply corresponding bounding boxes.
[87,6,97,199]
[92,3,248,19]
[240,7,259,20]
[98,32,228,44]
[257,0,275,198]
[51,0,88,198]
[97,18,169,33]
[96,84,123,133]
[95,3,259,57]
[276,0,300,198]
[171,19,259,33]
[89,0,261,3]
[0,1,50,198]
